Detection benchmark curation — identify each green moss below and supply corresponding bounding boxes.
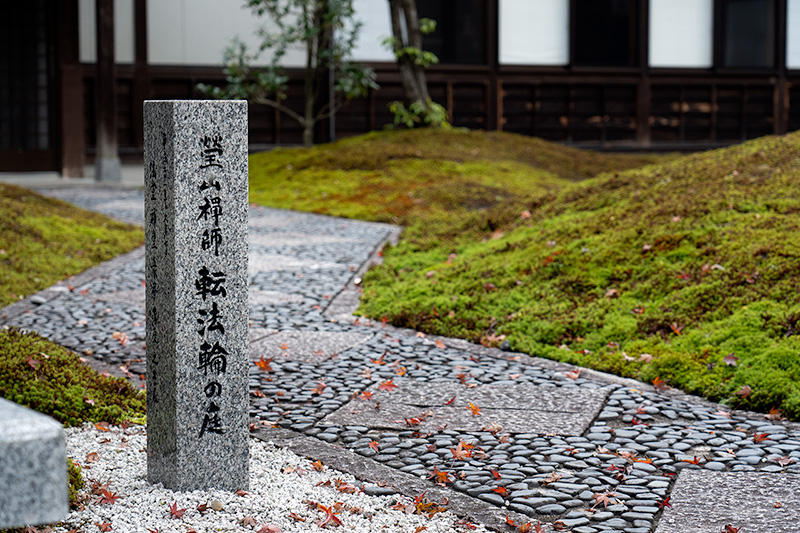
[0,328,146,427]
[0,183,144,307]
[356,132,800,419]
[67,457,85,509]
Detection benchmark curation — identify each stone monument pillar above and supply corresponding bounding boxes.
[143,100,249,491]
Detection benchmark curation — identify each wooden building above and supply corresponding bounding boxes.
[2,0,800,176]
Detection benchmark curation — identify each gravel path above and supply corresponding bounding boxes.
[4,185,800,533]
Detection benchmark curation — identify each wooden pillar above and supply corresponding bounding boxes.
[59,0,85,177]
[487,0,499,130]
[132,0,149,152]
[776,0,788,134]
[95,0,121,181]
[636,0,651,147]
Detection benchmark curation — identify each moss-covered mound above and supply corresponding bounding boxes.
[250,128,662,223]
[0,183,144,308]
[360,132,800,419]
[0,328,146,427]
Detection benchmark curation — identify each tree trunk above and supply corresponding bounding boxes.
[389,0,431,111]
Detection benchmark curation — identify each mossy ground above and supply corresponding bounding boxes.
[249,128,800,420]
[0,328,146,427]
[0,183,144,308]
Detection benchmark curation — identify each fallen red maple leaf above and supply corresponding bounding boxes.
[723,353,739,366]
[443,395,456,405]
[428,466,451,485]
[492,486,509,497]
[97,488,120,505]
[257,524,282,533]
[315,503,343,528]
[368,440,380,451]
[753,432,770,443]
[311,381,327,395]
[467,402,481,416]
[736,385,752,398]
[254,356,274,372]
[168,501,187,518]
[652,376,669,391]
[766,407,785,420]
[658,497,672,509]
[450,441,473,462]
[95,522,112,532]
[378,379,398,391]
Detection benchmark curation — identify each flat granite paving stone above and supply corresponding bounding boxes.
[248,327,278,343]
[654,471,800,533]
[248,214,303,229]
[95,199,146,214]
[323,381,608,435]
[249,252,342,273]
[249,289,306,306]
[249,233,355,247]
[249,330,373,362]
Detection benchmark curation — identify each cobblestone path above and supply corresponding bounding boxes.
[3,186,800,533]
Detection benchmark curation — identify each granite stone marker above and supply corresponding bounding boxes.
[0,398,68,529]
[144,100,249,491]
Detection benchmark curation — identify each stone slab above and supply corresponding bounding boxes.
[248,214,300,229]
[0,398,68,529]
[323,381,608,435]
[249,289,306,306]
[249,252,341,273]
[144,100,249,491]
[248,327,278,343]
[249,330,373,363]
[249,233,354,247]
[654,471,800,533]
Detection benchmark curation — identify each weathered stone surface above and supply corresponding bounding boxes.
[144,100,249,491]
[322,381,608,434]
[654,471,800,533]
[249,232,354,247]
[248,252,341,273]
[249,330,373,363]
[0,398,68,529]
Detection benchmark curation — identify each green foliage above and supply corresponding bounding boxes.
[248,127,800,420]
[0,328,146,427]
[197,0,377,145]
[0,183,144,307]
[388,99,449,129]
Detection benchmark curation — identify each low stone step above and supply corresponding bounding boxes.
[0,397,68,529]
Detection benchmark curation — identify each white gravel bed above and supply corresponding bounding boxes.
[57,424,486,533]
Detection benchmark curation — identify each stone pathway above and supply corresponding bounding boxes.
[3,186,800,533]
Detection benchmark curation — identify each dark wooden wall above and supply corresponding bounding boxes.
[76,63,799,159]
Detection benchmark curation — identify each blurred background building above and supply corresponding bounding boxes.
[2,0,800,176]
